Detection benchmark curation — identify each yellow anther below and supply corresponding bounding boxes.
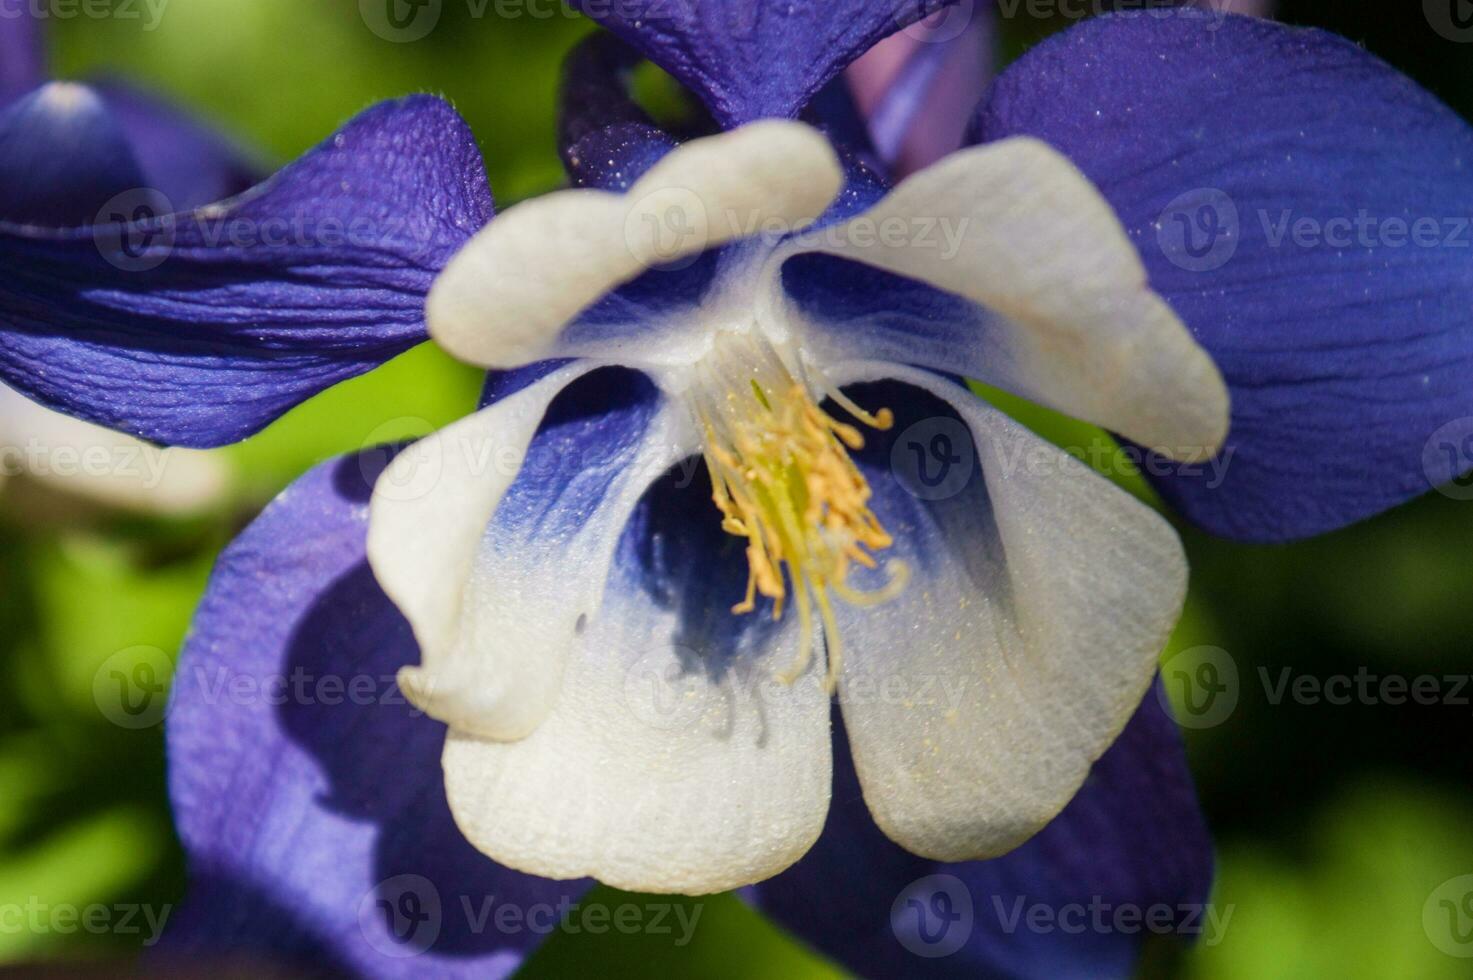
[692,333,909,691]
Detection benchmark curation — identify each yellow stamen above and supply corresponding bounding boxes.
[692,332,908,691]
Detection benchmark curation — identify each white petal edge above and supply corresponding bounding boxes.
[0,382,229,515]
[367,363,690,739]
[830,362,1187,862]
[442,581,832,895]
[428,120,844,370]
[778,137,1229,462]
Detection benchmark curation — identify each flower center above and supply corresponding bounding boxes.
[688,330,909,690]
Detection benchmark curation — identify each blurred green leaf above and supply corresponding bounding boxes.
[521,890,841,980]
[51,0,589,199]
[0,805,165,960]
[1188,779,1473,980]
[223,342,483,502]
[21,532,213,725]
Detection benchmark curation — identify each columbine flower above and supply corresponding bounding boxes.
[8,3,1471,977]
[364,90,1230,900]
[0,6,489,450]
[0,12,248,512]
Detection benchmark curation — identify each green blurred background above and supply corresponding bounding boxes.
[4,1,1473,976]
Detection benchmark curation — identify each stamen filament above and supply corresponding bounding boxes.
[690,330,909,692]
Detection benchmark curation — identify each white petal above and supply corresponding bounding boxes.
[0,383,229,515]
[443,579,832,895]
[367,364,687,739]
[831,363,1186,861]
[429,121,844,369]
[788,137,1228,461]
